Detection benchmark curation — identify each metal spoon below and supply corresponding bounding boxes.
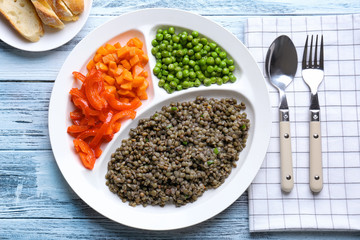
[265,35,297,192]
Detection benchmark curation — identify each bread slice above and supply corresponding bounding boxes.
[46,0,78,22]
[61,0,83,15]
[31,0,64,29]
[0,0,44,42]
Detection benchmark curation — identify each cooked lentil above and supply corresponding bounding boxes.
[105,96,249,207]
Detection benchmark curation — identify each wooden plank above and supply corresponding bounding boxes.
[0,82,51,150]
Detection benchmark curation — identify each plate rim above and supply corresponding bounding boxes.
[48,8,271,230]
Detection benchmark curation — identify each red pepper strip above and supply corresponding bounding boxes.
[110,110,136,132]
[73,139,96,170]
[89,111,113,148]
[72,119,81,126]
[70,109,83,120]
[103,91,142,111]
[67,125,89,133]
[76,129,113,142]
[69,88,86,99]
[85,69,108,110]
[73,97,100,117]
[73,71,86,82]
[94,144,102,158]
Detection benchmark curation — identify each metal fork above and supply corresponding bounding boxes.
[302,35,324,193]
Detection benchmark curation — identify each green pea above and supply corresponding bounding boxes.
[176,71,183,79]
[192,38,199,46]
[215,57,221,65]
[193,45,201,52]
[159,43,166,51]
[151,39,159,47]
[229,74,237,82]
[204,78,211,86]
[192,31,199,38]
[203,45,211,52]
[158,79,165,87]
[155,62,162,68]
[164,34,172,41]
[222,68,230,75]
[226,59,234,65]
[183,57,190,65]
[195,53,202,60]
[165,86,174,94]
[161,64,167,70]
[162,70,169,76]
[215,47,221,54]
[163,30,168,35]
[186,42,193,49]
[151,48,158,56]
[194,79,201,87]
[200,49,207,56]
[188,82,194,88]
[222,75,230,83]
[220,61,227,68]
[199,58,206,66]
[183,69,190,77]
[211,52,218,58]
[187,35,193,41]
[168,64,175,71]
[194,65,200,71]
[168,27,175,34]
[229,65,235,72]
[189,60,196,67]
[167,74,174,81]
[166,45,173,52]
[153,67,161,75]
[209,42,217,50]
[170,81,177,88]
[216,78,223,85]
[187,49,194,56]
[182,81,190,89]
[200,38,208,45]
[189,71,196,79]
[219,51,227,59]
[176,85,183,91]
[156,33,163,41]
[210,77,217,84]
[172,35,180,43]
[157,28,163,34]
[175,66,182,72]
[206,57,215,65]
[207,65,214,73]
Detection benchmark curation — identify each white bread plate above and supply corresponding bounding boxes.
[0,0,92,52]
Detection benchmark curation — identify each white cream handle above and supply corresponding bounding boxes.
[279,121,294,192]
[309,121,323,192]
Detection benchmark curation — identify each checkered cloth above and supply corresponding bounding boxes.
[245,14,360,231]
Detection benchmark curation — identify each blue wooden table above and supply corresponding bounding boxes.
[1,0,360,239]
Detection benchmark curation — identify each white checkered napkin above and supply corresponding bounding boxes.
[245,14,360,231]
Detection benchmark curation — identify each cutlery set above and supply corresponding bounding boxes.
[266,35,324,193]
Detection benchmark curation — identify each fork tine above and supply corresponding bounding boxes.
[314,35,318,68]
[302,35,309,69]
[319,35,324,69]
[308,35,313,68]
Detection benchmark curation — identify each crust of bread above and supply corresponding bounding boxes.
[61,0,83,15]
[31,0,64,29]
[0,0,44,42]
[46,0,78,22]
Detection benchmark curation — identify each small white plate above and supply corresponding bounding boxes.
[0,0,92,52]
[49,8,271,230]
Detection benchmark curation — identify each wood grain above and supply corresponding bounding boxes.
[1,0,360,238]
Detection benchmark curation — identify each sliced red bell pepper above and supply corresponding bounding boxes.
[89,111,113,148]
[73,97,100,117]
[103,91,142,111]
[73,139,96,170]
[73,71,86,82]
[85,69,108,110]
[67,125,89,133]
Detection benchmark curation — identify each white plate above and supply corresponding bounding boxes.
[49,8,271,230]
[0,0,92,52]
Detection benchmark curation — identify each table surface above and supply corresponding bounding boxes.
[1,0,360,239]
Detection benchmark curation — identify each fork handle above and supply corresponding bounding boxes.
[279,115,294,192]
[309,120,323,192]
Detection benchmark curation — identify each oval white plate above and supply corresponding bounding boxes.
[48,8,271,230]
[0,0,92,52]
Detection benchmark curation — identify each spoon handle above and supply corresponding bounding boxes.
[279,110,294,192]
